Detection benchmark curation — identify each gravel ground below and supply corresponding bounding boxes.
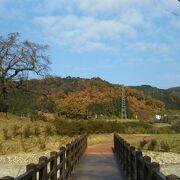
[0,151,51,178]
[0,151,180,178]
[143,151,180,177]
[143,151,180,165]
[161,164,180,177]
[0,164,26,178]
[0,151,51,165]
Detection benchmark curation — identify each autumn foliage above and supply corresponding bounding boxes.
[5,76,165,119]
[0,77,165,119]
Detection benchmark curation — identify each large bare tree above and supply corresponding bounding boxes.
[0,32,51,111]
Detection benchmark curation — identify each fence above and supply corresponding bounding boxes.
[114,133,180,180]
[2,134,87,180]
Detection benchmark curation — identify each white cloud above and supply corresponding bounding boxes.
[131,42,173,54]
[1,0,179,52]
[34,15,136,51]
[38,0,179,18]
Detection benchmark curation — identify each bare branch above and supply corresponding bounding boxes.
[0,32,51,100]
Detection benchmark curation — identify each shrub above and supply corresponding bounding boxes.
[54,119,153,135]
[0,141,3,154]
[12,125,20,137]
[38,136,46,150]
[34,126,40,137]
[139,138,148,149]
[53,119,174,136]
[3,128,11,140]
[160,141,171,152]
[171,120,180,133]
[147,139,157,151]
[23,125,32,138]
[45,125,53,136]
[30,111,47,121]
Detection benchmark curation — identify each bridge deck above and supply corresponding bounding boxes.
[70,144,125,180]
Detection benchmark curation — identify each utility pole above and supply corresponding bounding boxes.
[121,85,127,119]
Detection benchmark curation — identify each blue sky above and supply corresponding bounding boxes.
[0,0,180,88]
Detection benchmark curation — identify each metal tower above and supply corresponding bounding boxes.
[121,86,127,119]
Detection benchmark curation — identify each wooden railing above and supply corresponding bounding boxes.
[114,133,180,180]
[2,134,87,180]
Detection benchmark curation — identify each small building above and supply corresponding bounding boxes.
[155,114,162,120]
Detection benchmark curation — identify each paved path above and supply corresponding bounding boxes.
[71,144,125,180]
[85,143,113,154]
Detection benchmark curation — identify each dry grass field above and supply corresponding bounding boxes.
[121,134,180,153]
[88,133,113,146]
[88,133,180,153]
[0,113,77,155]
[0,113,179,154]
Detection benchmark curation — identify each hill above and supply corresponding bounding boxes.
[131,85,180,110]
[1,76,167,120]
[168,87,180,93]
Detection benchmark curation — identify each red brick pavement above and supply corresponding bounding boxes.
[85,143,113,154]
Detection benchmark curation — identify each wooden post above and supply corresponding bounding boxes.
[74,140,78,165]
[118,137,120,160]
[124,141,127,171]
[143,156,151,180]
[50,151,57,180]
[84,134,88,151]
[151,162,160,171]
[130,146,136,180]
[66,144,71,179]
[39,156,48,180]
[60,147,66,180]
[167,175,180,180]
[151,162,160,180]
[71,141,75,172]
[136,150,143,180]
[114,133,116,153]
[126,144,130,180]
[26,163,37,180]
[122,140,126,169]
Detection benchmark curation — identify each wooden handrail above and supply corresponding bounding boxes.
[114,133,180,180]
[2,134,87,180]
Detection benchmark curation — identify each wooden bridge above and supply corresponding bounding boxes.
[1,133,180,180]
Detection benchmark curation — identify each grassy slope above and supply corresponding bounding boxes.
[0,113,75,155]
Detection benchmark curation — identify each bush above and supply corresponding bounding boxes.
[30,111,47,121]
[34,126,40,137]
[23,125,32,138]
[38,136,46,150]
[147,139,157,151]
[45,125,53,136]
[171,120,180,133]
[3,128,11,140]
[53,119,153,135]
[12,125,20,137]
[160,141,171,152]
[139,138,148,149]
[53,119,174,136]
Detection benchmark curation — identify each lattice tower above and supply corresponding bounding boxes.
[121,86,127,119]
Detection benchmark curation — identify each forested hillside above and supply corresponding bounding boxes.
[131,85,180,110]
[3,76,167,120]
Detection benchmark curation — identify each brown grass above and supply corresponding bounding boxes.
[0,113,76,155]
[88,133,113,146]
